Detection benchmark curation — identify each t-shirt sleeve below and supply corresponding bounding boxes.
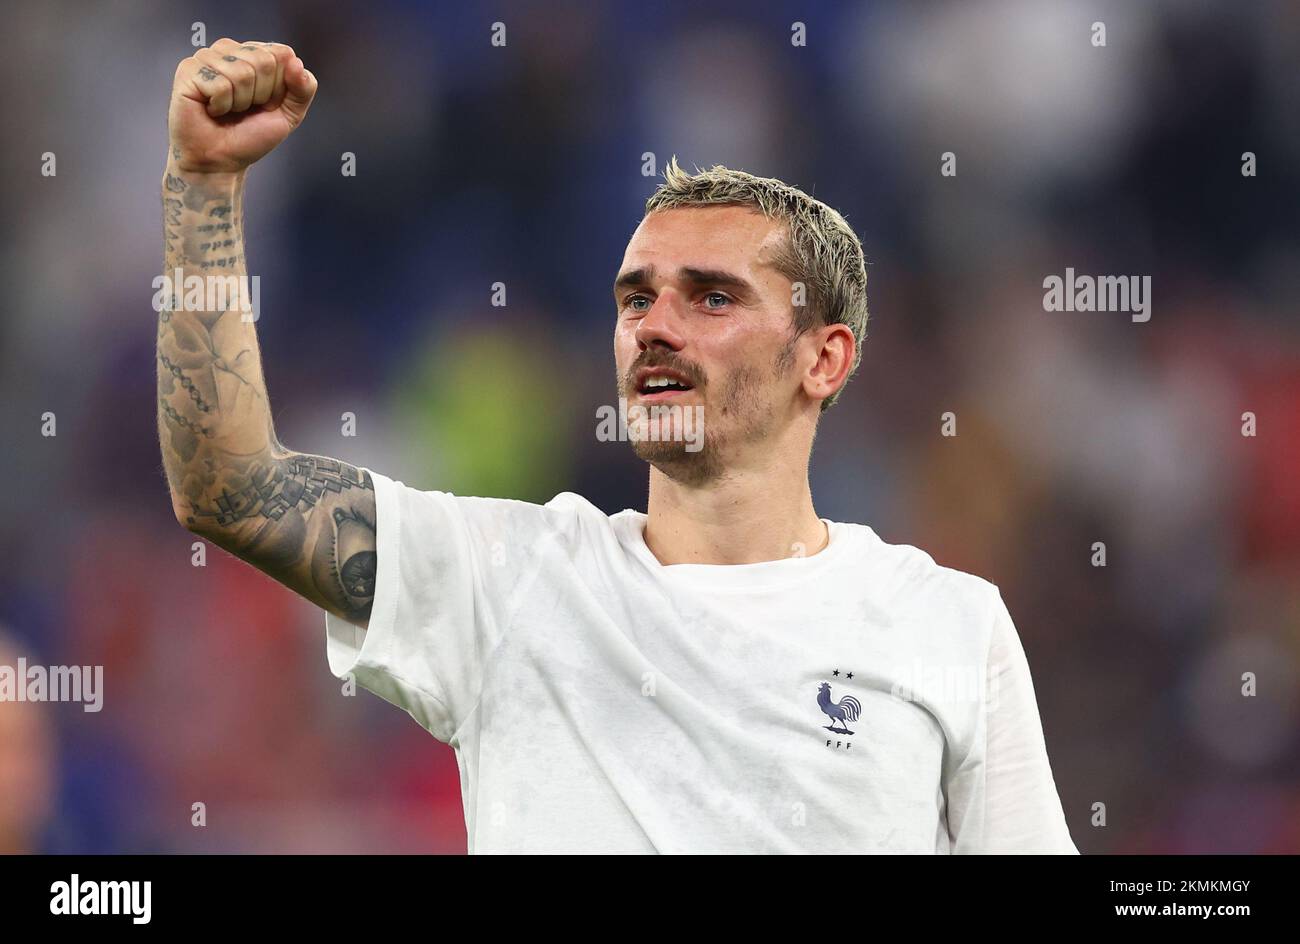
[323,469,570,743]
[946,588,1079,854]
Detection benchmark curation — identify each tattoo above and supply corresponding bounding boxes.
[158,166,378,626]
[172,145,182,159]
[198,66,218,81]
[184,456,371,528]
[326,505,378,611]
[163,196,183,256]
[222,55,239,62]
[160,397,210,438]
[158,352,214,413]
[340,550,377,600]
[181,454,378,622]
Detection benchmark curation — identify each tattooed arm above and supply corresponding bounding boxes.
[157,41,376,628]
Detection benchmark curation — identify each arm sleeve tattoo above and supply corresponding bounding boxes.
[156,166,377,627]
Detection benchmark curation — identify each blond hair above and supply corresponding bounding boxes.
[643,157,868,410]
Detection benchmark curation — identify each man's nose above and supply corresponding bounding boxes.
[634,291,687,351]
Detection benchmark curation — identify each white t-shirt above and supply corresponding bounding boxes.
[325,470,1078,854]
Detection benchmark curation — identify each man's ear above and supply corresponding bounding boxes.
[804,323,855,407]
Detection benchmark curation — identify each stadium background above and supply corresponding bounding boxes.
[1,0,1297,853]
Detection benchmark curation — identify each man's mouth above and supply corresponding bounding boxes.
[633,369,696,401]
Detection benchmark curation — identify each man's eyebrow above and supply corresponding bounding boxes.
[678,267,756,295]
[613,266,654,295]
[612,265,756,296]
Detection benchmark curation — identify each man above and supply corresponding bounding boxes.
[158,39,1078,854]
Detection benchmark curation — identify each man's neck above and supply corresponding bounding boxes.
[643,455,828,566]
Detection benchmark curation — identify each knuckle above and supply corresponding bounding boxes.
[224,58,256,80]
[238,44,274,69]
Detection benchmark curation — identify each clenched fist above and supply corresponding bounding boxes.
[168,38,317,174]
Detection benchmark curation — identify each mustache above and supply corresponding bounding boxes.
[623,352,705,391]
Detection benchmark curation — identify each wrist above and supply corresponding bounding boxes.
[162,158,246,194]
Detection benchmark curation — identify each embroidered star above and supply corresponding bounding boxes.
[847,672,854,679]
[832,669,840,677]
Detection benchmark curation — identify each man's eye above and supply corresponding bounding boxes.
[626,295,651,312]
[703,292,730,309]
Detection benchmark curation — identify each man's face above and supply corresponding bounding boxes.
[613,205,802,483]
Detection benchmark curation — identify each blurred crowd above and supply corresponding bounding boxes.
[0,0,1296,853]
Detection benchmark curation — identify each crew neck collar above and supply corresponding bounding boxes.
[613,510,852,591]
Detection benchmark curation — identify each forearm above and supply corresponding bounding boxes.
[156,162,277,524]
[155,163,376,624]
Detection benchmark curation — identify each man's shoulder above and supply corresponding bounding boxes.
[542,490,613,517]
[376,472,615,540]
[837,521,999,613]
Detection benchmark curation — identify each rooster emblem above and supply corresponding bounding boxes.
[817,681,862,735]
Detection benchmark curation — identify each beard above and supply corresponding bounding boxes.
[629,360,778,487]
[632,427,720,487]
[620,331,799,486]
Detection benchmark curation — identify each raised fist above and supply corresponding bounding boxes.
[168,38,317,174]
